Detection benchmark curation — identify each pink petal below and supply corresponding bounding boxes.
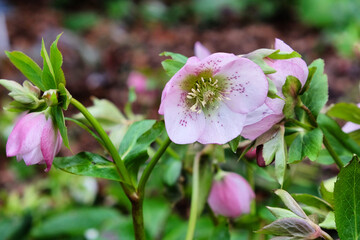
[274,38,294,52]
[342,122,360,133]
[163,90,206,144]
[21,147,43,166]
[41,117,59,172]
[217,58,268,114]
[265,97,285,115]
[6,113,45,157]
[242,113,284,140]
[244,103,275,126]
[208,172,255,218]
[127,71,147,93]
[194,42,211,60]
[197,103,246,144]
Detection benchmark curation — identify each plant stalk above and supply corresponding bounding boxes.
[323,135,344,169]
[70,98,135,196]
[185,152,201,240]
[131,198,145,240]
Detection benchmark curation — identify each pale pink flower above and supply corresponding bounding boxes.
[6,112,62,171]
[127,71,147,93]
[242,39,309,140]
[194,42,211,60]
[342,103,360,133]
[208,171,255,218]
[159,53,268,144]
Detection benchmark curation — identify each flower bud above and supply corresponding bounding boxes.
[256,145,266,167]
[0,80,41,107]
[208,171,255,218]
[43,89,59,107]
[6,112,62,171]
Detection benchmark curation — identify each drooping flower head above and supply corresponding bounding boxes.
[6,112,62,171]
[127,71,147,94]
[242,39,309,140]
[208,171,255,218]
[159,52,268,144]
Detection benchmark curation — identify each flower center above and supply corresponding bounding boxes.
[186,77,229,113]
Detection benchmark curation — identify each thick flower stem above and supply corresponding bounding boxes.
[185,153,201,240]
[131,198,145,240]
[70,98,135,195]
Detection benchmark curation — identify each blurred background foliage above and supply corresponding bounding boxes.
[0,0,358,239]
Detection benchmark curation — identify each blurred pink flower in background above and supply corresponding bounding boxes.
[159,52,268,144]
[208,171,255,218]
[127,71,147,93]
[241,39,309,140]
[342,103,360,133]
[6,112,62,172]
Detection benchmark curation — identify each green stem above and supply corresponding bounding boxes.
[287,118,314,131]
[323,135,344,169]
[185,153,201,240]
[131,199,145,240]
[155,138,179,159]
[70,98,135,193]
[138,136,172,196]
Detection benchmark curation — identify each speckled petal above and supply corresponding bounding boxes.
[163,90,206,144]
[197,102,246,145]
[217,58,268,114]
[242,113,284,140]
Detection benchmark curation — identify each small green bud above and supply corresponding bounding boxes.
[0,79,41,107]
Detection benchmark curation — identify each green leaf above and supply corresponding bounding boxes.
[228,135,241,153]
[275,126,287,186]
[243,48,277,74]
[267,50,301,60]
[327,103,360,124]
[275,189,307,219]
[300,59,328,118]
[267,207,303,219]
[349,129,360,145]
[210,221,230,240]
[50,33,66,86]
[267,77,279,99]
[319,177,336,206]
[160,51,188,77]
[160,51,188,63]
[262,126,286,185]
[143,198,171,239]
[291,194,332,220]
[288,128,323,163]
[31,207,121,237]
[334,155,360,240]
[163,158,182,186]
[319,211,336,230]
[282,76,302,118]
[51,106,70,149]
[53,152,121,181]
[317,114,360,165]
[299,66,316,95]
[256,218,316,237]
[198,156,213,216]
[40,39,57,89]
[161,59,186,77]
[5,51,45,91]
[58,83,72,110]
[119,120,165,184]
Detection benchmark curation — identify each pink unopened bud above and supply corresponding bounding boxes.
[127,71,147,93]
[208,171,255,218]
[6,112,62,172]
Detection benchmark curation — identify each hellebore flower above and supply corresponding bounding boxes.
[6,112,62,171]
[242,39,309,140]
[208,171,255,218]
[159,53,268,144]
